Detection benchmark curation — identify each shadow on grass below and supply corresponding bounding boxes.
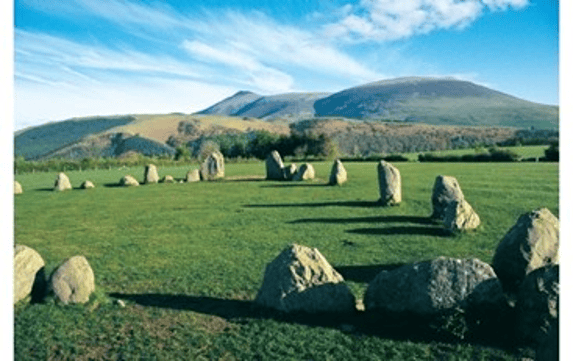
[223,176,266,183]
[346,226,451,237]
[334,263,406,283]
[244,200,381,208]
[103,183,126,188]
[260,183,329,188]
[107,292,517,350]
[290,215,435,225]
[35,188,56,192]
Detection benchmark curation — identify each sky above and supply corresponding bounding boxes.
[12,0,559,131]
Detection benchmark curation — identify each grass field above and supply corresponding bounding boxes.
[14,161,558,360]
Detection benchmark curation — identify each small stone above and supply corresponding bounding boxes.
[119,175,139,187]
[292,163,315,181]
[80,180,95,189]
[54,172,72,191]
[50,255,96,304]
[14,181,23,194]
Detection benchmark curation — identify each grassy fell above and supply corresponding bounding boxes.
[14,162,557,360]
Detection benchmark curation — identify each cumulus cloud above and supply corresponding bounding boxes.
[324,0,529,42]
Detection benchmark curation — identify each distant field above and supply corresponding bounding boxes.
[14,162,558,360]
[402,145,549,161]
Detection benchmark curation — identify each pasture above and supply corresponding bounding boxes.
[14,161,558,360]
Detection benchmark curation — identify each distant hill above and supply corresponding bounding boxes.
[313,77,559,128]
[198,91,331,121]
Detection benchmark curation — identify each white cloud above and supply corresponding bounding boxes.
[324,0,529,42]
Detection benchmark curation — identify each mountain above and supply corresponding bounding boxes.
[313,77,559,128]
[199,77,558,129]
[198,91,331,120]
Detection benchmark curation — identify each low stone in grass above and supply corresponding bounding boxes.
[255,244,356,313]
[50,255,95,304]
[80,180,95,189]
[200,151,225,180]
[185,169,200,182]
[119,175,139,187]
[144,164,159,184]
[14,245,45,304]
[492,208,559,293]
[377,161,401,205]
[515,265,559,345]
[443,199,480,232]
[431,175,464,220]
[14,181,23,194]
[329,159,347,185]
[292,163,315,181]
[282,164,298,181]
[161,175,175,183]
[54,172,72,191]
[266,151,285,180]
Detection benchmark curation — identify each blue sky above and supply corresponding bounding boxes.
[13,0,559,130]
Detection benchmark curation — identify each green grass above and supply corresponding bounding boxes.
[14,161,558,360]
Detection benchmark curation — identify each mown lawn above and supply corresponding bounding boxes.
[14,161,558,360]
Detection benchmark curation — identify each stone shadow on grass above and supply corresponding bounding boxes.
[334,263,406,283]
[244,200,381,208]
[260,183,329,188]
[108,292,517,349]
[103,183,127,188]
[346,226,451,237]
[290,215,435,225]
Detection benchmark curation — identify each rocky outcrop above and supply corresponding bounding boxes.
[266,151,285,180]
[292,163,315,181]
[200,151,225,180]
[50,256,95,304]
[431,176,464,220]
[144,164,159,184]
[492,208,559,292]
[14,245,45,304]
[54,172,72,191]
[255,244,355,313]
[329,159,347,185]
[377,161,401,205]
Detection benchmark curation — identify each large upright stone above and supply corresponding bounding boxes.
[50,255,95,304]
[329,159,347,185]
[292,163,315,181]
[54,172,72,191]
[144,164,159,184]
[119,175,139,187]
[255,244,356,313]
[200,151,225,180]
[492,208,559,292]
[377,161,401,205]
[364,257,505,317]
[515,265,559,344]
[14,245,45,304]
[14,181,23,194]
[431,176,464,220]
[266,151,285,180]
[443,199,480,232]
[185,169,200,182]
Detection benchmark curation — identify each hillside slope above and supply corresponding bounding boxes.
[313,77,558,128]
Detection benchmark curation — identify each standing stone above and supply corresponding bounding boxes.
[266,151,285,180]
[364,257,505,317]
[492,208,559,292]
[119,175,139,187]
[282,164,298,181]
[14,181,23,194]
[431,176,465,220]
[329,159,347,185]
[161,175,175,183]
[54,172,72,191]
[255,244,356,313]
[14,245,45,304]
[443,199,480,232]
[200,151,225,180]
[50,255,95,304]
[377,161,401,205]
[515,265,559,344]
[292,163,315,181]
[185,169,200,182]
[80,180,95,189]
[144,164,159,184]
